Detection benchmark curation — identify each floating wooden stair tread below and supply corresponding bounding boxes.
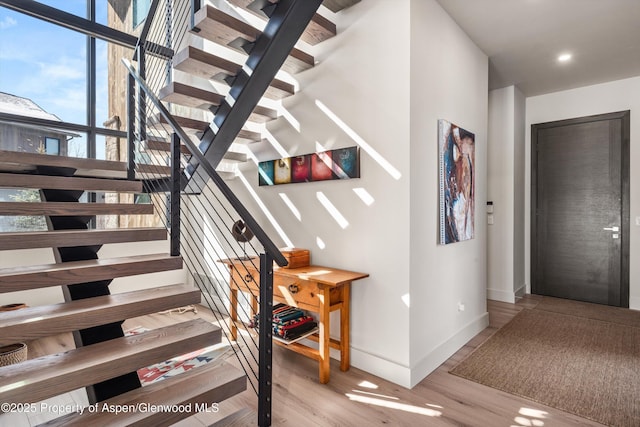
[39,361,246,427]
[144,137,192,155]
[152,113,209,133]
[0,172,142,193]
[0,201,154,216]
[0,284,200,346]
[193,5,314,74]
[0,150,170,180]
[135,163,173,176]
[152,114,262,143]
[159,82,278,123]
[323,0,361,13]
[0,318,220,405]
[0,227,168,251]
[227,0,336,46]
[222,151,248,163]
[211,408,256,427]
[0,253,183,293]
[173,46,295,100]
[0,150,127,176]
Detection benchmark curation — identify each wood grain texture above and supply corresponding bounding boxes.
[172,46,295,99]
[144,138,192,155]
[0,202,153,216]
[0,202,154,216]
[227,0,337,45]
[158,82,277,123]
[0,172,142,193]
[185,296,600,426]
[0,319,221,405]
[0,150,127,174]
[152,114,260,143]
[0,284,200,345]
[322,0,360,12]
[0,227,167,250]
[38,361,246,427]
[0,253,183,293]
[173,45,242,79]
[192,5,314,74]
[4,297,602,427]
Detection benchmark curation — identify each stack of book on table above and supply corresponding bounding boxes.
[250,303,318,344]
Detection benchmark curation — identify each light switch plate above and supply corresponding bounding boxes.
[636,216,640,226]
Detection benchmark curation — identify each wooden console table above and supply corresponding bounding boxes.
[219,258,368,384]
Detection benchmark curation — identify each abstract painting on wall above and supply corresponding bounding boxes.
[438,119,475,244]
[259,146,360,186]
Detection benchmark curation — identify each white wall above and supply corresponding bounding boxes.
[228,0,489,388]
[525,76,640,309]
[487,87,515,302]
[486,85,526,303]
[231,0,414,385]
[513,87,525,297]
[408,0,489,387]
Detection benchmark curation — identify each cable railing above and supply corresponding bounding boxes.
[125,1,286,424]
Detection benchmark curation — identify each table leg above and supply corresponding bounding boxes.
[318,285,331,384]
[230,288,238,341]
[340,283,351,371]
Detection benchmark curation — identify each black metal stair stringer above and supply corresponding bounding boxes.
[190,0,323,173]
[37,167,142,405]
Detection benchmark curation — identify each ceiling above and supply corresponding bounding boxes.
[435,0,640,96]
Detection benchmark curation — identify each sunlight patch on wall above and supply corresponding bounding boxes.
[401,293,410,308]
[238,171,294,247]
[263,128,290,159]
[353,187,375,206]
[316,236,326,249]
[316,191,349,229]
[204,215,226,280]
[279,193,301,221]
[315,99,402,180]
[280,105,301,132]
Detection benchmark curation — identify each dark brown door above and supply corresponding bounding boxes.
[531,111,629,307]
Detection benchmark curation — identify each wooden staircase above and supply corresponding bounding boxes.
[0,151,246,426]
[159,0,359,179]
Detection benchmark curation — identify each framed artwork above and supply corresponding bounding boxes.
[258,160,275,186]
[311,151,334,181]
[291,155,311,183]
[274,158,292,185]
[332,146,359,178]
[438,119,475,244]
[259,146,360,186]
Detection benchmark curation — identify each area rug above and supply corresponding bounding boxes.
[450,308,640,427]
[534,296,640,328]
[125,326,235,386]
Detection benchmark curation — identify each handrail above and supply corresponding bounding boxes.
[0,112,126,139]
[122,58,288,267]
[134,0,162,59]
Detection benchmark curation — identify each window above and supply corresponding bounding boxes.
[44,137,60,155]
[133,0,151,28]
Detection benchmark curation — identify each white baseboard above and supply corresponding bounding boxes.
[630,296,640,311]
[515,284,526,298]
[350,347,412,389]
[487,288,516,303]
[409,312,489,388]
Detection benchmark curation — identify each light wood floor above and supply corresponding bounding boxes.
[2,296,605,426]
[182,295,603,427]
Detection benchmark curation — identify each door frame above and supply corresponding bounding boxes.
[531,110,630,307]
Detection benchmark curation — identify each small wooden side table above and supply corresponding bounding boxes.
[219,258,368,384]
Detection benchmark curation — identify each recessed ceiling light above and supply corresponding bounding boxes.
[558,53,572,62]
